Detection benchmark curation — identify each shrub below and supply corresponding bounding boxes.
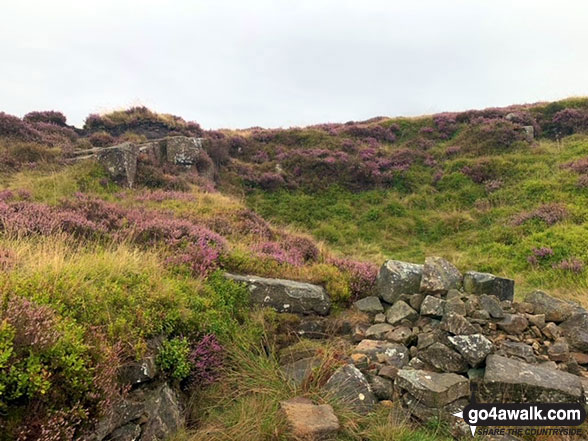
[328,257,378,300]
[461,160,497,183]
[23,111,67,126]
[156,337,192,381]
[527,247,554,265]
[512,203,568,226]
[552,258,584,273]
[433,113,459,139]
[88,131,115,147]
[551,108,588,136]
[188,334,224,386]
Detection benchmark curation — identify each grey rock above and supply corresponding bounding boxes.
[444,297,466,316]
[368,374,394,400]
[395,369,470,407]
[526,313,546,329]
[386,300,418,325]
[548,338,570,362]
[280,397,340,440]
[481,355,582,402]
[471,309,491,320]
[560,313,588,351]
[385,326,413,345]
[479,294,504,319]
[497,314,528,334]
[542,322,563,340]
[525,291,585,323]
[501,341,536,363]
[374,313,386,324]
[118,357,157,386]
[463,271,514,301]
[365,323,394,340]
[446,289,462,300]
[403,394,468,424]
[224,273,331,315]
[107,424,141,441]
[417,329,448,350]
[441,312,476,335]
[419,342,468,373]
[409,293,425,311]
[325,365,377,414]
[376,260,423,304]
[98,142,139,188]
[353,339,409,368]
[448,334,493,367]
[420,295,445,317]
[378,365,399,380]
[282,357,322,386]
[139,384,184,441]
[420,256,462,293]
[354,296,384,314]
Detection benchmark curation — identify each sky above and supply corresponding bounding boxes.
[1,0,588,129]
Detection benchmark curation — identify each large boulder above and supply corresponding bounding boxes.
[325,365,377,414]
[281,357,322,386]
[395,369,470,407]
[419,342,468,373]
[525,291,585,323]
[420,257,462,293]
[353,296,384,314]
[463,271,514,301]
[448,334,493,367]
[224,273,331,315]
[481,355,583,402]
[376,260,423,304]
[559,313,588,352]
[280,397,340,440]
[98,142,139,188]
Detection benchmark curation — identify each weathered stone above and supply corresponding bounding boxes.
[571,352,588,365]
[548,338,570,362]
[478,294,505,319]
[542,322,563,340]
[365,323,394,340]
[353,339,409,368]
[376,260,423,304]
[297,317,328,339]
[378,365,399,380]
[350,353,369,370]
[464,296,479,315]
[386,300,418,325]
[118,357,157,386]
[515,302,535,314]
[403,394,468,425]
[463,271,514,301]
[374,313,386,324]
[441,312,476,335]
[497,314,528,335]
[448,334,493,367]
[352,324,367,343]
[280,397,340,440]
[481,355,582,402]
[325,365,377,414]
[164,136,209,169]
[395,369,470,407]
[446,289,462,300]
[526,313,546,329]
[282,357,322,386]
[420,296,445,317]
[224,273,331,315]
[471,309,491,320]
[560,313,588,351]
[98,142,139,188]
[385,326,413,345]
[525,291,585,323]
[409,293,425,311]
[419,342,468,373]
[501,341,536,363]
[107,424,141,441]
[420,257,462,293]
[444,297,466,316]
[354,296,384,314]
[368,374,393,400]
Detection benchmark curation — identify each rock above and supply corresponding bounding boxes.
[448,334,493,367]
[279,341,320,364]
[297,317,328,339]
[464,296,480,315]
[542,322,563,340]
[376,260,423,304]
[497,314,528,334]
[353,340,409,368]
[441,312,476,335]
[163,136,209,169]
[403,394,468,425]
[420,296,445,317]
[481,355,582,402]
[118,357,157,386]
[478,294,504,319]
[282,357,322,386]
[350,353,369,370]
[280,397,340,440]
[463,271,514,301]
[420,257,462,293]
[419,342,468,373]
[352,324,367,343]
[525,291,584,323]
[409,293,425,311]
[526,314,546,329]
[224,273,331,315]
[139,384,184,441]
[444,297,466,316]
[446,289,462,300]
[571,352,588,365]
[386,300,418,325]
[325,365,377,414]
[560,313,588,351]
[354,296,384,314]
[395,369,470,407]
[378,365,399,380]
[365,323,394,340]
[385,326,413,345]
[501,341,536,363]
[374,313,386,324]
[548,338,570,362]
[515,302,535,314]
[471,309,491,320]
[98,142,139,188]
[368,374,394,400]
[106,424,142,441]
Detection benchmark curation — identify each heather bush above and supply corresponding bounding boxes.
[551,108,588,136]
[88,131,115,147]
[552,258,584,273]
[188,333,223,386]
[527,247,554,266]
[461,160,497,183]
[23,111,67,126]
[512,203,568,226]
[328,257,378,300]
[458,117,525,153]
[0,112,40,142]
[433,113,459,139]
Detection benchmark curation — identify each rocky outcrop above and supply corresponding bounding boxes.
[224,273,331,315]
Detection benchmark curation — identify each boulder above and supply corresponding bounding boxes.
[559,313,588,351]
[409,293,425,311]
[481,355,583,402]
[282,357,322,386]
[365,323,394,340]
[386,300,418,325]
[353,339,409,368]
[525,291,584,323]
[444,297,466,316]
[367,374,394,400]
[224,273,331,315]
[420,296,445,317]
[501,341,536,363]
[376,260,423,304]
[420,257,462,293]
[542,322,563,340]
[448,334,493,367]
[463,271,514,301]
[419,342,468,373]
[548,338,570,362]
[478,294,505,319]
[280,397,340,440]
[353,296,384,314]
[497,314,528,334]
[325,365,377,414]
[395,369,470,407]
[98,142,139,188]
[403,394,468,425]
[385,326,413,345]
[118,357,157,386]
[441,312,476,335]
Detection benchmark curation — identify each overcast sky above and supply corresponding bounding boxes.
[1,0,588,129]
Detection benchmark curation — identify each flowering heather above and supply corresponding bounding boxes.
[512,203,568,226]
[433,113,459,139]
[419,126,434,136]
[253,241,303,266]
[552,258,584,274]
[135,189,196,202]
[88,131,116,147]
[23,111,67,126]
[188,334,224,386]
[527,247,554,265]
[258,172,285,191]
[461,160,496,184]
[562,157,588,174]
[551,108,588,136]
[4,297,60,351]
[328,257,378,300]
[578,175,588,188]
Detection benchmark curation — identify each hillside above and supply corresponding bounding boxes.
[1,99,588,440]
